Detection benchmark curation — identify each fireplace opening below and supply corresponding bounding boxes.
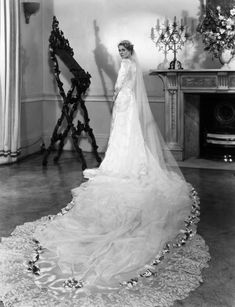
[200,94,235,159]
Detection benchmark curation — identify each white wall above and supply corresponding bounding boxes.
[20,0,219,156]
[20,0,44,156]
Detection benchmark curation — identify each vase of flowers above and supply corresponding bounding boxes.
[197,6,235,69]
[219,48,235,69]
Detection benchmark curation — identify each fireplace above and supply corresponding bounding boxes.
[184,93,235,160]
[150,69,235,160]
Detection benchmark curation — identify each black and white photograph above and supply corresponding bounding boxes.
[0,0,234,306]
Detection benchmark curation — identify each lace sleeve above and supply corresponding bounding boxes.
[114,59,131,95]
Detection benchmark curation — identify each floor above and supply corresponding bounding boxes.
[178,157,235,171]
[0,151,235,307]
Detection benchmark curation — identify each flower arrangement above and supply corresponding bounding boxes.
[197,6,235,58]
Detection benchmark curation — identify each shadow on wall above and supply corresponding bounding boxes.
[93,20,117,113]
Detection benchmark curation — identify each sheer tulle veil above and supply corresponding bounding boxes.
[131,51,184,179]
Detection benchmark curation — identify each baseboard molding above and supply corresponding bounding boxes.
[22,94,165,104]
[43,133,108,153]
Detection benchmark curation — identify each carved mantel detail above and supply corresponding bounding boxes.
[181,76,217,88]
[150,69,235,160]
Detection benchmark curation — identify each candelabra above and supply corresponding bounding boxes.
[151,16,191,69]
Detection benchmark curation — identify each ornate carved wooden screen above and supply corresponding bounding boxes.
[42,16,101,170]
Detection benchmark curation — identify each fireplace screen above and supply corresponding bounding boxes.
[200,94,235,159]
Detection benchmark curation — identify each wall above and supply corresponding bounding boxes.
[20,0,219,156]
[20,0,44,156]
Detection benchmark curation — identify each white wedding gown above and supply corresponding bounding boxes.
[0,57,210,307]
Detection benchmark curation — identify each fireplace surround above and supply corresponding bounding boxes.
[150,69,235,160]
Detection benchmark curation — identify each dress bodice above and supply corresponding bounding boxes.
[114,59,136,93]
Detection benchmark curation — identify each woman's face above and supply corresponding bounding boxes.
[118,45,131,59]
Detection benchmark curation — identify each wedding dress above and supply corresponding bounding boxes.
[0,54,210,307]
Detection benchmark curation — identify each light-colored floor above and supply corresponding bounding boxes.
[0,151,235,307]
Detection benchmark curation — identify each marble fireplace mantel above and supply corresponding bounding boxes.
[149,69,235,160]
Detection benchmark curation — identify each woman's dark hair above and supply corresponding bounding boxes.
[118,40,134,54]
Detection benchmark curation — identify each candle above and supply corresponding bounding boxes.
[191,19,194,33]
[151,27,155,40]
[156,19,160,31]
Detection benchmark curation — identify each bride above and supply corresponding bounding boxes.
[0,40,210,306]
